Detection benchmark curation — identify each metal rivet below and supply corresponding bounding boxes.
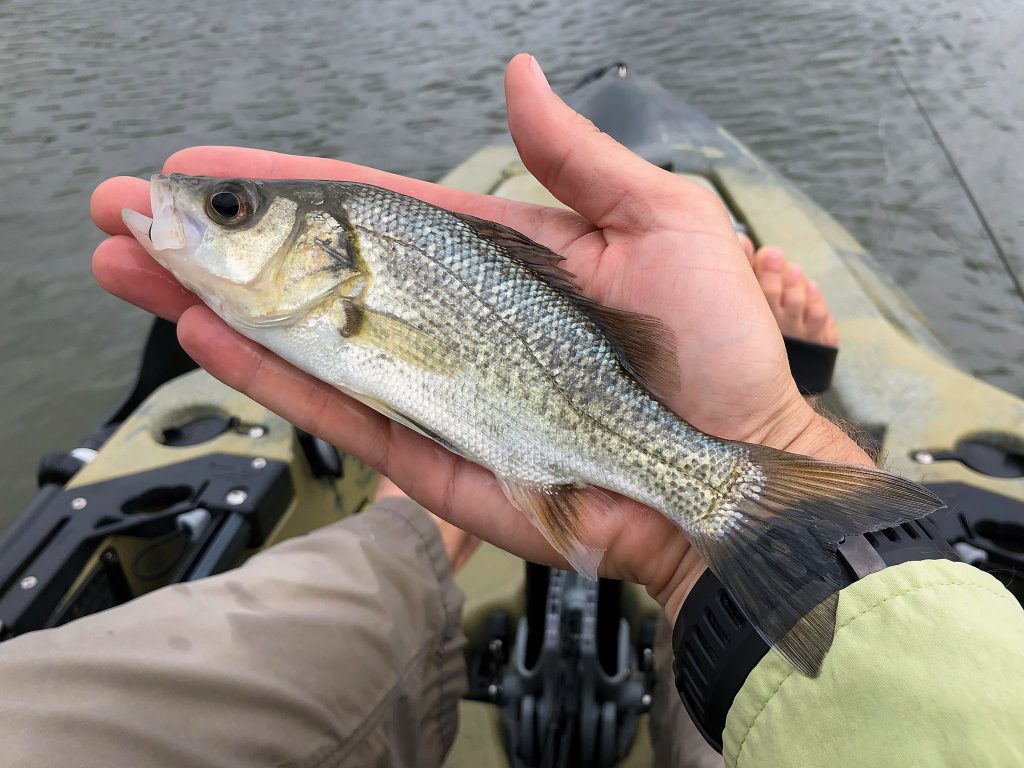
[225,489,248,506]
[251,457,267,470]
[20,576,38,590]
[247,426,266,438]
[641,693,652,708]
[913,451,934,465]
[71,497,87,510]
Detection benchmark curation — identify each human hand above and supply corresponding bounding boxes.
[90,54,871,620]
[374,475,481,574]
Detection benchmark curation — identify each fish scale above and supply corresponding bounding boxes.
[343,183,732,514]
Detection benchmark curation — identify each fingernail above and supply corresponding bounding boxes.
[787,263,803,279]
[530,56,550,90]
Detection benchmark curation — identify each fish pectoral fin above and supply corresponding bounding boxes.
[497,478,606,579]
[335,301,457,377]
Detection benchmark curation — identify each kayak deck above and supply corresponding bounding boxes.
[439,65,1024,767]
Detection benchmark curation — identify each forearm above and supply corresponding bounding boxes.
[723,560,1024,766]
[0,500,467,768]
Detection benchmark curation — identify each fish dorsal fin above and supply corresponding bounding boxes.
[585,303,680,399]
[451,211,580,293]
[451,210,680,398]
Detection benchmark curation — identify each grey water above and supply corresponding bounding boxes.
[1,0,1022,525]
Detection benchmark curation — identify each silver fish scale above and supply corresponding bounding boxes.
[337,183,756,535]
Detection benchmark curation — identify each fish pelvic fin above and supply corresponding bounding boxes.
[498,478,606,579]
[688,444,945,677]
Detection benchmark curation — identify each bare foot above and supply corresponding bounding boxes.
[738,234,839,347]
[375,475,480,573]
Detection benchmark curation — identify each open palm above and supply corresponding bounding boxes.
[90,55,857,616]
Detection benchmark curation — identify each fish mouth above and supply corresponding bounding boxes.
[121,175,189,256]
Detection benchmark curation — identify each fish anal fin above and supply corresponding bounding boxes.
[498,478,605,579]
[450,211,679,397]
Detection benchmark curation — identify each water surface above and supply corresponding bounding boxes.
[1,0,1022,524]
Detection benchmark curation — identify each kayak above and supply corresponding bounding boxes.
[1,64,1021,768]
[441,63,1024,766]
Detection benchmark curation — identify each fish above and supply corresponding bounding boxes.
[122,174,943,676]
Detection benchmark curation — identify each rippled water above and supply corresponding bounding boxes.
[1,0,1022,523]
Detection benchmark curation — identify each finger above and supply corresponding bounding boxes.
[504,54,725,232]
[92,236,199,321]
[91,176,151,236]
[174,305,560,564]
[174,305,683,581]
[157,146,594,256]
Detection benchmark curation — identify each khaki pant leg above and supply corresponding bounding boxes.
[0,498,467,768]
[648,616,725,768]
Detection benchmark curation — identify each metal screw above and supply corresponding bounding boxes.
[225,489,248,506]
[251,457,267,470]
[913,451,934,465]
[20,576,38,590]
[71,497,87,510]
[247,426,266,438]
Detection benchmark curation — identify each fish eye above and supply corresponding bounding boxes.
[205,182,256,226]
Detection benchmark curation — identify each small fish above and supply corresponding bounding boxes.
[123,174,943,676]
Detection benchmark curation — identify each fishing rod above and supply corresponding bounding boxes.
[892,56,1024,308]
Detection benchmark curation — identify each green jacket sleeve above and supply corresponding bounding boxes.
[723,560,1024,767]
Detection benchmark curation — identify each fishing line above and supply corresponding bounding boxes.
[891,56,1024,308]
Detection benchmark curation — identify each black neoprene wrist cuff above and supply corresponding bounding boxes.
[784,335,837,395]
[672,516,958,752]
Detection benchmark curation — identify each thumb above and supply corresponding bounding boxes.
[504,54,713,232]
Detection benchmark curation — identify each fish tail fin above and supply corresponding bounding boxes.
[687,443,945,677]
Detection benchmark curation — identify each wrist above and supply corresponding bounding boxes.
[649,543,706,625]
[780,405,876,467]
[659,404,875,622]
[753,392,875,467]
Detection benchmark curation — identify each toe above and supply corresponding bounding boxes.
[804,279,840,346]
[821,318,840,347]
[754,246,787,314]
[805,278,823,302]
[805,297,831,340]
[737,233,755,264]
[780,263,808,336]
